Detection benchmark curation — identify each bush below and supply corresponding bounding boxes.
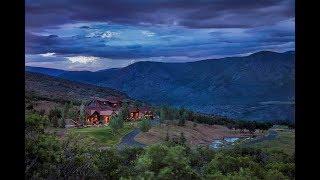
[178,110,188,126]
[120,104,130,121]
[265,169,287,180]
[25,134,62,178]
[59,133,99,178]
[48,108,62,127]
[179,132,187,145]
[26,113,49,133]
[67,108,78,120]
[109,114,124,133]
[58,118,66,128]
[79,102,85,125]
[193,122,197,128]
[95,149,122,178]
[135,144,199,179]
[138,118,151,132]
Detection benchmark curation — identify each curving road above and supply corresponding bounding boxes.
[117,128,146,149]
[117,118,160,149]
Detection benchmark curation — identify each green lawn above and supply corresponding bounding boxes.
[70,123,135,147]
[250,126,295,155]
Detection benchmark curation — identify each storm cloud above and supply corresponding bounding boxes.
[25,0,295,70]
[26,0,294,29]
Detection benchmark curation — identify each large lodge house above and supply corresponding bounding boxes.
[85,96,154,125]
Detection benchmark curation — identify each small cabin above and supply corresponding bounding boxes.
[105,96,123,108]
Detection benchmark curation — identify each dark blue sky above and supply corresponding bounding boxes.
[25,0,295,71]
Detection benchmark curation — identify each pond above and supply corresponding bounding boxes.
[210,137,252,149]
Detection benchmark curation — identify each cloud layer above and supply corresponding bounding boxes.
[25,0,295,70]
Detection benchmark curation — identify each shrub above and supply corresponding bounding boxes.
[79,102,85,125]
[25,134,62,179]
[138,118,151,132]
[25,113,49,133]
[120,104,130,121]
[265,169,287,180]
[135,144,199,179]
[179,132,187,145]
[58,118,66,128]
[48,108,62,127]
[109,114,124,133]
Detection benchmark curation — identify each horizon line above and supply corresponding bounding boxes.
[25,50,295,72]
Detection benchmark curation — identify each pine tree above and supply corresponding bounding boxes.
[165,131,170,142]
[109,115,124,134]
[179,132,187,145]
[79,102,85,126]
[62,102,70,119]
[120,103,129,121]
[160,106,168,123]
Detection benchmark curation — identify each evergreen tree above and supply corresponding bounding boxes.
[48,108,62,127]
[178,110,188,126]
[79,102,85,126]
[160,106,169,123]
[138,118,151,132]
[120,103,130,121]
[62,102,70,119]
[58,118,66,128]
[109,114,124,133]
[179,132,187,145]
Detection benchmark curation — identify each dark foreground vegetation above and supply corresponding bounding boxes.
[26,111,295,179]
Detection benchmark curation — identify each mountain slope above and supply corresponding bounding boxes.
[25,66,68,76]
[26,51,295,121]
[25,72,129,103]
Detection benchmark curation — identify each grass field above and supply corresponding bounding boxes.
[70,123,135,147]
[248,125,295,155]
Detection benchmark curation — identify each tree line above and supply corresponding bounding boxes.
[158,105,293,132]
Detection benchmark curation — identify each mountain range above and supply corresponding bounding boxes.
[26,51,295,122]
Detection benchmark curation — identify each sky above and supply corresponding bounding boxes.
[25,0,295,71]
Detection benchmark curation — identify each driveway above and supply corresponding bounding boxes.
[117,118,160,149]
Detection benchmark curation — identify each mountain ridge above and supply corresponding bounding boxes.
[26,51,295,121]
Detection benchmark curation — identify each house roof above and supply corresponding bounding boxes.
[139,106,152,112]
[88,110,100,116]
[85,98,117,112]
[100,110,114,116]
[105,96,124,103]
[129,107,139,112]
